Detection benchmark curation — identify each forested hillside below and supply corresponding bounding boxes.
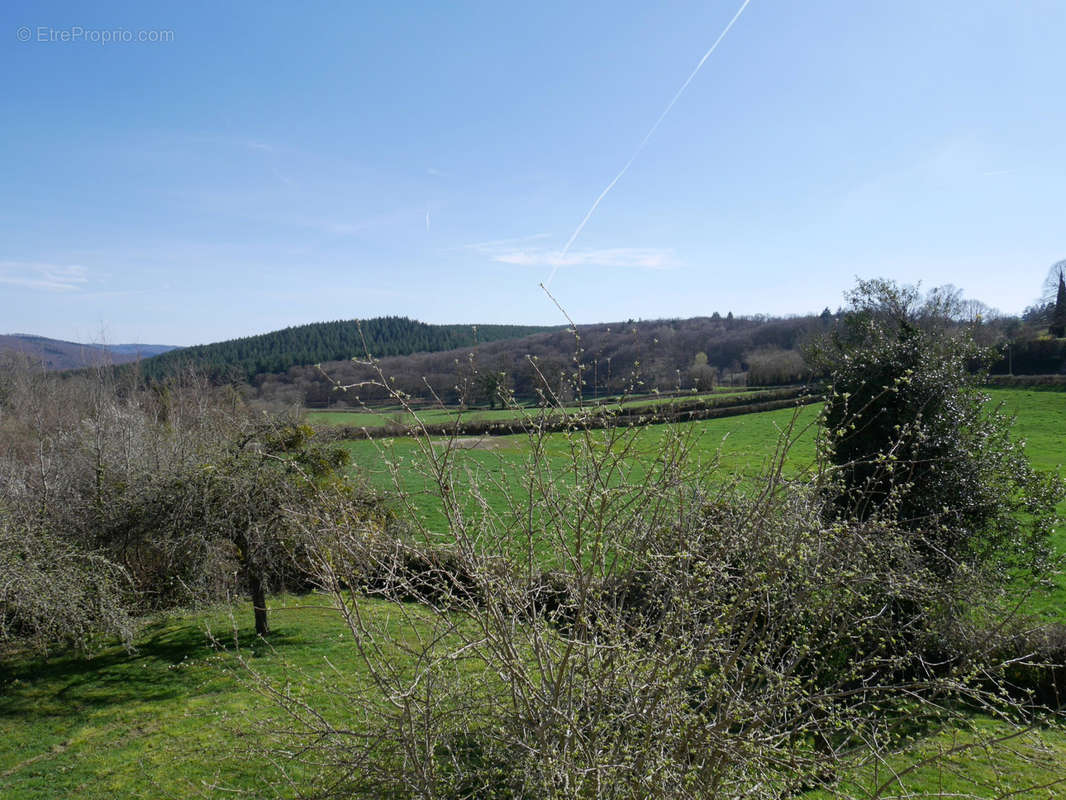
[137,317,559,382]
[118,305,1060,410]
[256,306,1058,409]
[261,313,829,407]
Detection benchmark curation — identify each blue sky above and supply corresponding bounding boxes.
[2,1,1064,346]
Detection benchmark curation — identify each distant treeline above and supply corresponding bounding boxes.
[115,308,1064,410]
[269,313,831,408]
[275,314,1065,409]
[136,317,560,382]
[989,338,1066,375]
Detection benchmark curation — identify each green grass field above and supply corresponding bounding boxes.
[3,594,1065,800]
[337,402,821,529]
[337,388,1061,498]
[339,387,1065,612]
[994,388,1066,477]
[990,388,1066,619]
[1,387,1063,798]
[0,596,347,798]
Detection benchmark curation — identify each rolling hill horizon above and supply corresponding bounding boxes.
[129,316,564,383]
[0,334,179,371]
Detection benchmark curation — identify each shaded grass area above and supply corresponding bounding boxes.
[3,596,1065,800]
[0,596,387,799]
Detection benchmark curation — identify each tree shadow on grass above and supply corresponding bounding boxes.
[0,618,304,716]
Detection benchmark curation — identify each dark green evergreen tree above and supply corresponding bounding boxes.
[1051,268,1066,338]
[133,317,557,383]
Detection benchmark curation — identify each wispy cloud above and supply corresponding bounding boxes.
[469,243,675,270]
[461,233,553,251]
[0,261,90,292]
[270,166,294,186]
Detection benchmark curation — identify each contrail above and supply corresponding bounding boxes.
[544,0,752,287]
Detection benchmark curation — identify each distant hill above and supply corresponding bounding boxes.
[137,317,561,382]
[254,314,831,407]
[0,334,178,370]
[104,343,178,358]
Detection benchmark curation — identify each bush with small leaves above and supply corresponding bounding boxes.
[0,513,133,654]
[810,278,1063,579]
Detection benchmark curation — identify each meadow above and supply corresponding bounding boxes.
[337,387,1066,615]
[339,391,1059,518]
[1,386,1063,798]
[336,387,1062,482]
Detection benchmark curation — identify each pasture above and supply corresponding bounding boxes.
[337,401,821,527]
[337,388,1063,523]
[338,387,1066,615]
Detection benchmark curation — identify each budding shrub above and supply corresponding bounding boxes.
[812,279,1062,578]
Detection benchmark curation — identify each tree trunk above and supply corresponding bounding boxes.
[250,571,269,636]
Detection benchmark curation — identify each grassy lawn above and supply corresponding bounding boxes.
[3,594,1064,800]
[0,595,423,799]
